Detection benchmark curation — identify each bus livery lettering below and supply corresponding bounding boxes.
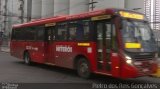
[26,46,38,51]
[56,45,72,52]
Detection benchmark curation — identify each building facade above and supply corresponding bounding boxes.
[0,0,159,38]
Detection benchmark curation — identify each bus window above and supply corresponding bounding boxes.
[14,28,26,41]
[76,21,91,41]
[83,22,90,40]
[11,29,16,40]
[26,28,36,41]
[105,24,112,49]
[36,26,44,41]
[45,26,56,43]
[57,23,67,41]
[95,20,117,71]
[68,21,78,41]
[69,27,77,40]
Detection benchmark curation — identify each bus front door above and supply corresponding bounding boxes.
[46,27,56,64]
[96,21,119,75]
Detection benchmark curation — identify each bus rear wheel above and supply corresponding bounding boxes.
[77,58,90,79]
[24,52,31,65]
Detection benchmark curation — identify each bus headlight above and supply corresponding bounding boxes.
[125,56,132,60]
[126,59,132,64]
[125,55,132,64]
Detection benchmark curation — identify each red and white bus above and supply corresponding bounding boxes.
[10,8,158,79]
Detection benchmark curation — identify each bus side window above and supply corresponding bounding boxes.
[57,23,67,41]
[68,22,77,41]
[14,28,24,41]
[37,26,44,41]
[69,27,77,40]
[76,21,90,41]
[83,22,90,40]
[11,29,16,40]
[26,27,36,41]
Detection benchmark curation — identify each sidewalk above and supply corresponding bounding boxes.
[0,46,10,53]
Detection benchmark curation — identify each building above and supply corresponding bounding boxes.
[144,0,160,30]
[0,0,159,39]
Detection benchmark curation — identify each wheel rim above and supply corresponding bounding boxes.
[79,61,89,77]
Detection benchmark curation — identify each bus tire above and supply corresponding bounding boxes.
[77,58,90,79]
[24,52,31,65]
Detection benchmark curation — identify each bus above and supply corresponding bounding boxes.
[10,8,158,79]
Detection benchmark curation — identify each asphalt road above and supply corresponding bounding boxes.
[0,51,160,89]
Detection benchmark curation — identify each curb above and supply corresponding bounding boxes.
[0,47,10,53]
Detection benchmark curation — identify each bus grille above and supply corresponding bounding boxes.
[135,61,152,75]
[133,54,154,59]
[135,61,151,68]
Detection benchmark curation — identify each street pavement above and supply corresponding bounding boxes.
[0,46,10,53]
[0,51,160,89]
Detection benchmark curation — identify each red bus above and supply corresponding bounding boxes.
[10,8,158,79]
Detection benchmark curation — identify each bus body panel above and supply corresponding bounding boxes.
[10,41,46,63]
[28,42,46,63]
[10,41,27,59]
[46,42,55,64]
[53,42,97,70]
[110,52,121,78]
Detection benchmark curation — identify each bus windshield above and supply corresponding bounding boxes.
[121,19,157,52]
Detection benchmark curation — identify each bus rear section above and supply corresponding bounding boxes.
[10,26,46,64]
[10,8,158,79]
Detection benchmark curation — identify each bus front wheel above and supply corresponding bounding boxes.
[24,52,31,65]
[77,58,90,79]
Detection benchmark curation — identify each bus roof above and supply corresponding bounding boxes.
[13,8,144,28]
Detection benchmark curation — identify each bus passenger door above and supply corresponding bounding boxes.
[46,26,56,64]
[95,21,119,76]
